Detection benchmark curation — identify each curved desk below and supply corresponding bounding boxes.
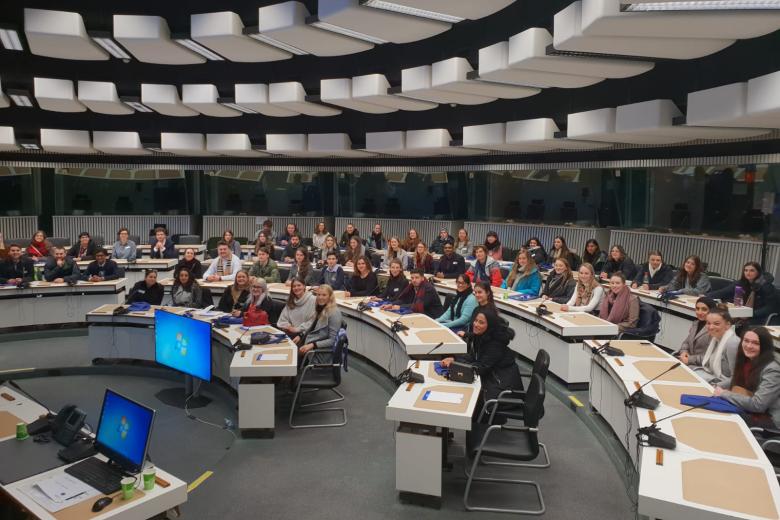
[75,259,177,287]
[586,339,780,520]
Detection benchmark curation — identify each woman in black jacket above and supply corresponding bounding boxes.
[709,262,777,325]
[541,258,576,304]
[525,237,548,266]
[126,269,164,305]
[218,270,251,313]
[378,258,409,301]
[631,250,675,290]
[600,244,637,282]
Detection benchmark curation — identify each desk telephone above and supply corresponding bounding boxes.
[28,404,87,447]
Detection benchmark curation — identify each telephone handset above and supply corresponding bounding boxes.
[52,404,87,447]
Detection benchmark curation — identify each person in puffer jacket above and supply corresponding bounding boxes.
[708,262,778,325]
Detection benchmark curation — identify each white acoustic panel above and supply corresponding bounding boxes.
[352,74,437,111]
[567,107,617,141]
[0,127,18,151]
[365,130,406,154]
[257,2,373,56]
[745,70,780,128]
[406,129,487,156]
[182,84,241,117]
[317,0,451,44]
[206,134,267,157]
[463,118,611,152]
[581,0,780,40]
[141,84,199,117]
[40,129,94,154]
[266,133,325,157]
[687,74,780,129]
[191,11,291,62]
[114,15,205,65]
[0,78,10,109]
[401,65,495,105]
[462,122,507,150]
[269,82,341,116]
[369,0,515,20]
[93,131,151,155]
[34,78,86,113]
[552,1,734,60]
[320,78,396,113]
[308,133,374,157]
[24,8,108,60]
[431,57,539,99]
[234,84,299,117]
[77,81,134,115]
[161,133,215,156]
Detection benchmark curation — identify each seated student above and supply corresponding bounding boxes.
[600,245,637,282]
[223,229,243,259]
[249,246,281,283]
[277,223,299,247]
[319,251,346,290]
[484,231,503,261]
[319,234,340,263]
[277,277,316,339]
[339,223,359,248]
[297,284,343,357]
[402,228,421,253]
[714,327,780,426]
[170,268,204,308]
[343,236,365,268]
[287,247,317,286]
[68,232,97,261]
[43,247,80,284]
[367,223,387,251]
[378,258,409,301]
[218,270,251,313]
[549,235,576,267]
[472,280,498,319]
[203,241,242,282]
[175,248,204,280]
[454,228,472,258]
[0,244,34,284]
[599,272,640,332]
[282,234,304,263]
[440,310,522,402]
[126,269,164,305]
[237,277,274,326]
[382,269,443,319]
[0,231,5,260]
[435,242,466,279]
[345,255,378,297]
[26,230,52,260]
[429,228,454,255]
[632,250,674,290]
[112,227,137,261]
[150,227,177,259]
[466,245,502,287]
[381,236,409,270]
[253,231,272,257]
[504,249,541,296]
[561,263,604,313]
[708,261,777,325]
[541,258,576,304]
[311,221,328,251]
[681,306,739,384]
[82,249,123,282]
[254,219,276,243]
[410,242,434,274]
[436,274,477,330]
[525,237,547,266]
[582,239,607,273]
[678,297,717,364]
[660,255,711,296]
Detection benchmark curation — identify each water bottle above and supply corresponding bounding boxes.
[642,272,649,286]
[734,285,744,307]
[33,266,41,282]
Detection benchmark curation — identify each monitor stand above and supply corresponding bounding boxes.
[155,375,211,409]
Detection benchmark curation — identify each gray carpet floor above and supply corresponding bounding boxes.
[1,330,633,519]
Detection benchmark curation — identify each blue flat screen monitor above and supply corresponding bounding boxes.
[154,309,212,381]
[95,389,156,474]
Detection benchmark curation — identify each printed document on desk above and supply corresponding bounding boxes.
[21,474,99,512]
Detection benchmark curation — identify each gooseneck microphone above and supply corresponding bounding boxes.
[624,362,682,410]
[636,401,710,450]
[395,342,445,385]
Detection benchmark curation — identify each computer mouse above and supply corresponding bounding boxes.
[91,496,113,512]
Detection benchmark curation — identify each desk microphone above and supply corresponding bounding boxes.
[624,362,682,410]
[658,290,680,303]
[232,326,252,351]
[391,318,409,333]
[357,299,370,312]
[590,340,625,357]
[636,401,710,450]
[394,342,444,385]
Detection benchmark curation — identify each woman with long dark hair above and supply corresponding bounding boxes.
[600,245,637,281]
[525,237,547,265]
[678,297,717,364]
[484,231,503,261]
[661,255,711,295]
[171,268,203,308]
[550,235,575,267]
[541,258,576,304]
[581,239,606,273]
[436,274,477,331]
[709,261,777,325]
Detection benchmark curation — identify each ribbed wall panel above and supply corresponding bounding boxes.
[53,215,193,244]
[334,218,457,243]
[463,221,609,256]
[610,230,780,280]
[0,216,39,243]
[202,216,324,242]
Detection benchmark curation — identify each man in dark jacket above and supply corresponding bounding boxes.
[149,227,177,259]
[0,244,34,284]
[82,249,124,282]
[383,269,443,319]
[435,242,466,279]
[339,223,359,248]
[631,251,675,290]
[44,247,80,284]
[429,228,454,255]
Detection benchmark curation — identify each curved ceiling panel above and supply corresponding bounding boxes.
[190,11,291,63]
[113,15,205,65]
[362,0,515,20]
[24,8,108,61]
[34,78,86,113]
[77,81,134,115]
[93,131,150,155]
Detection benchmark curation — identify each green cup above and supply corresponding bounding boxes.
[142,467,156,491]
[16,423,29,440]
[120,477,135,500]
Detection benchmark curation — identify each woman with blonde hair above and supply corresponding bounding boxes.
[562,263,604,313]
[504,249,541,296]
[382,236,408,270]
[297,284,343,359]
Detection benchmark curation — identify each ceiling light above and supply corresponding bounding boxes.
[217,97,257,114]
[0,27,23,51]
[18,139,40,150]
[243,26,309,55]
[360,0,465,22]
[173,37,225,61]
[8,90,33,107]
[89,33,131,60]
[142,142,164,153]
[120,96,154,113]
[306,16,388,44]
[623,1,780,11]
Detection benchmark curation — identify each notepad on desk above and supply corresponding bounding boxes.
[256,353,287,361]
[422,390,463,404]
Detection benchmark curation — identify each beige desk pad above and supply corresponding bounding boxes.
[0,411,23,438]
[651,384,719,415]
[608,341,667,358]
[427,363,449,383]
[559,313,605,327]
[251,348,291,366]
[414,385,475,415]
[90,304,119,314]
[416,329,455,344]
[682,459,778,519]
[672,417,757,460]
[634,360,699,383]
[54,489,146,520]
[400,315,437,329]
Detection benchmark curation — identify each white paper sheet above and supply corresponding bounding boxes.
[20,474,99,513]
[423,391,463,404]
[257,353,287,361]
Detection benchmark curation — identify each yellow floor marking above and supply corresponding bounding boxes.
[568,395,584,408]
[187,470,213,493]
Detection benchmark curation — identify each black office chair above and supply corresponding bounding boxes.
[709,276,733,293]
[763,288,780,326]
[560,201,577,222]
[92,235,105,248]
[526,200,545,221]
[750,427,780,482]
[464,374,547,515]
[619,302,661,342]
[670,203,691,229]
[289,327,348,429]
[49,237,70,248]
[199,288,214,309]
[128,234,141,246]
[502,246,515,262]
[177,235,201,245]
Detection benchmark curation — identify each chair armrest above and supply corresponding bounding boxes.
[754,427,780,438]
[501,424,536,433]
[765,313,778,326]
[762,439,780,450]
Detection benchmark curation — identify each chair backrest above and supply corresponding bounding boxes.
[635,302,661,336]
[332,327,349,384]
[235,236,249,245]
[49,237,70,248]
[523,374,546,433]
[92,235,105,247]
[709,276,733,292]
[178,234,201,245]
[128,234,141,245]
[206,237,221,250]
[533,349,550,381]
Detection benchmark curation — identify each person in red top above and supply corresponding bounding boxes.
[466,245,502,287]
[27,230,52,260]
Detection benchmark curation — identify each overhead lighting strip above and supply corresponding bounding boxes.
[0,27,23,51]
[8,90,33,107]
[623,1,780,11]
[120,97,154,113]
[243,27,309,56]
[306,17,388,44]
[91,35,132,60]
[217,97,258,114]
[361,0,465,23]
[173,38,225,61]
